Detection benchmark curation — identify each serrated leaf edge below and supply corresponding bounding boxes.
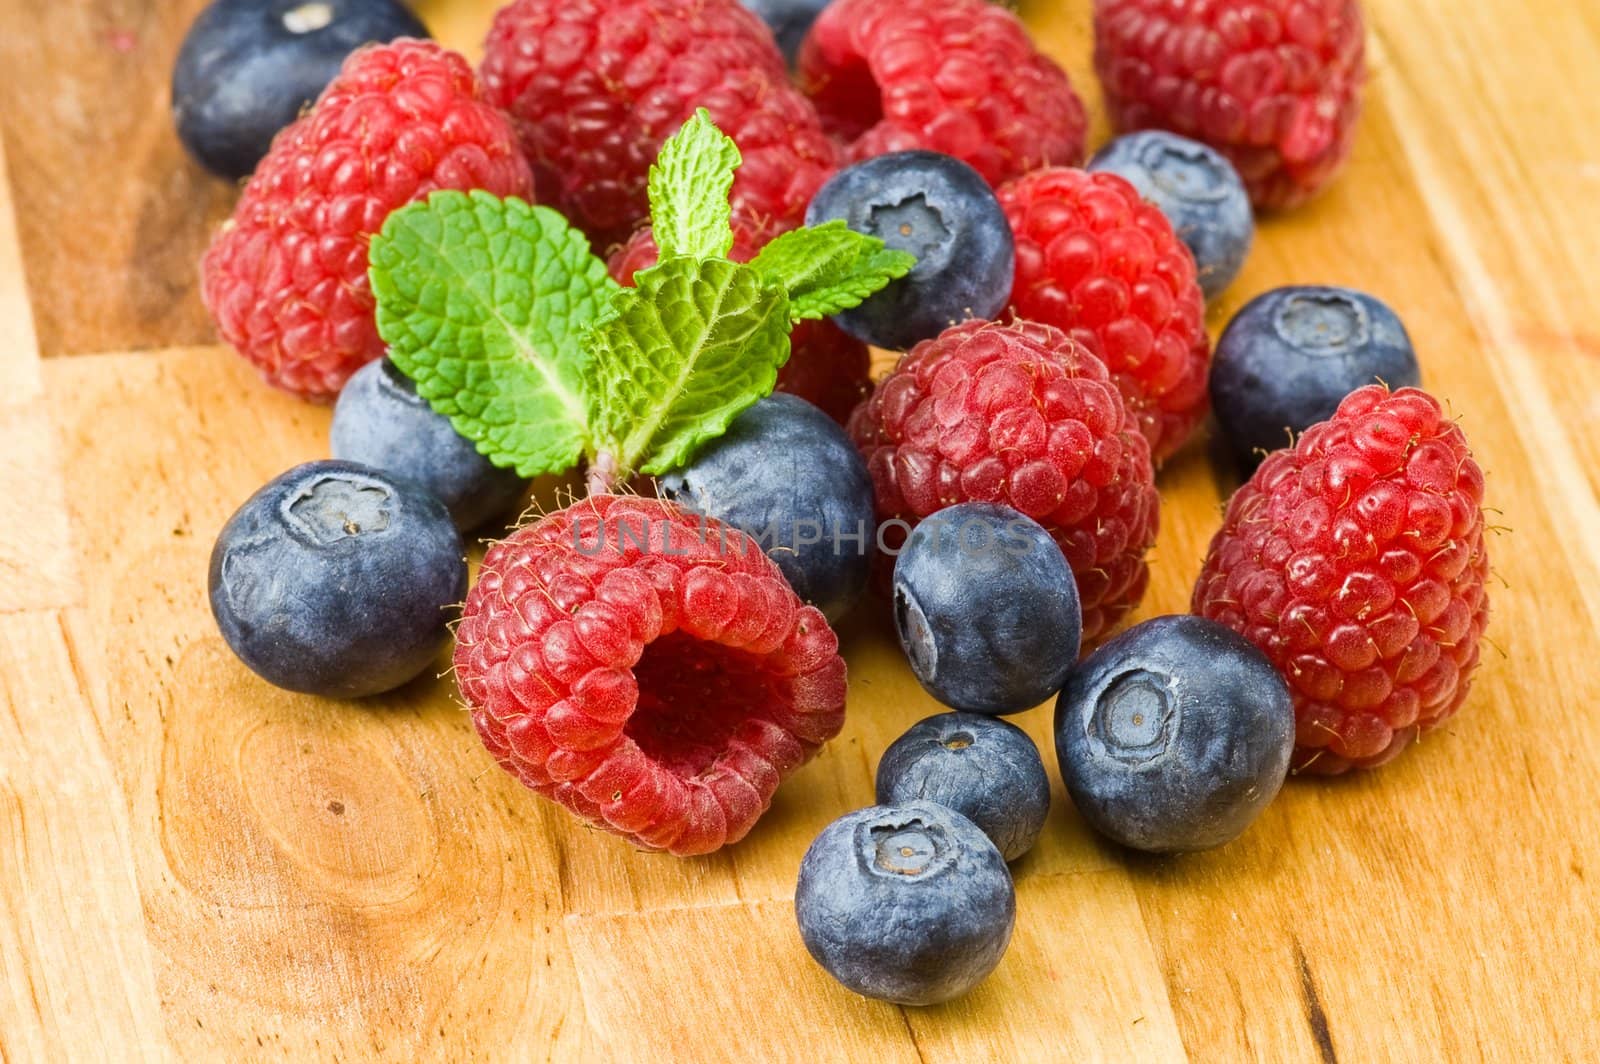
[379,192,596,429]
[748,220,917,323]
[646,109,741,261]
[369,190,618,479]
[600,259,790,475]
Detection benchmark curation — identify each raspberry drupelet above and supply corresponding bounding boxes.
[998,167,1213,464]
[848,319,1160,647]
[456,495,848,855]
[1092,0,1366,210]
[481,0,838,247]
[1193,385,1490,774]
[798,0,1088,187]
[201,40,533,402]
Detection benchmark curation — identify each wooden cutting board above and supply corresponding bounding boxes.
[2,0,1596,1058]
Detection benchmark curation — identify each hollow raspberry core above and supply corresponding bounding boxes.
[628,635,789,779]
[804,51,884,145]
[799,0,1088,184]
[456,496,848,855]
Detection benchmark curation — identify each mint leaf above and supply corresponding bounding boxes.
[647,109,741,262]
[369,191,618,479]
[587,258,790,476]
[749,220,917,322]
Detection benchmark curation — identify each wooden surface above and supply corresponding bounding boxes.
[1,0,1596,1059]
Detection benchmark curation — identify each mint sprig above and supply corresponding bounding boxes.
[589,258,790,476]
[370,191,616,478]
[750,220,916,322]
[369,112,917,491]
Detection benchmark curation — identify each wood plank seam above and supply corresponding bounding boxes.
[543,860,1193,920]
[0,128,42,400]
[0,125,82,614]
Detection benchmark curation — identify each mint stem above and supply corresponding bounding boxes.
[586,452,620,496]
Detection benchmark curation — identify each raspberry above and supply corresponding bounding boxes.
[1192,385,1490,775]
[201,41,533,402]
[997,168,1212,464]
[1093,0,1366,210]
[606,226,691,288]
[769,319,873,425]
[848,319,1160,646]
[609,225,870,424]
[481,0,838,247]
[456,495,848,855]
[799,0,1088,187]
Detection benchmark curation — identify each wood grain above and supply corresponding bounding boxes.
[0,131,78,613]
[2,0,1598,1059]
[0,130,40,402]
[0,0,232,359]
[0,610,167,1059]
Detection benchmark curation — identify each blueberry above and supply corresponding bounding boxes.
[1210,286,1422,469]
[209,459,466,698]
[892,503,1081,715]
[795,801,1015,1004]
[173,0,428,179]
[805,151,1014,351]
[658,394,875,621]
[1089,131,1254,302]
[331,358,528,532]
[738,0,828,65]
[1054,615,1294,853]
[875,713,1050,861]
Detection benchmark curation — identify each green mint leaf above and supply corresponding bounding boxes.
[369,190,618,479]
[647,109,741,261]
[587,258,790,477]
[748,220,917,322]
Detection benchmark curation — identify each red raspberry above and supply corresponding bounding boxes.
[201,41,533,402]
[1093,0,1366,210]
[769,320,873,425]
[606,226,690,287]
[799,0,1088,187]
[481,0,838,247]
[456,495,848,855]
[1192,385,1490,775]
[848,319,1160,646]
[997,168,1212,464]
[608,225,871,424]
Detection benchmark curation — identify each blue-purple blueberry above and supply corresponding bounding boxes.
[876,713,1050,861]
[1054,615,1294,854]
[658,394,875,621]
[804,151,1014,351]
[795,800,1015,1005]
[892,503,1081,715]
[331,358,528,532]
[739,0,828,64]
[1089,131,1253,302]
[1210,285,1421,469]
[173,0,429,179]
[209,459,466,698]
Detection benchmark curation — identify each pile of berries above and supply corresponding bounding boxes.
[183,0,1491,1009]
